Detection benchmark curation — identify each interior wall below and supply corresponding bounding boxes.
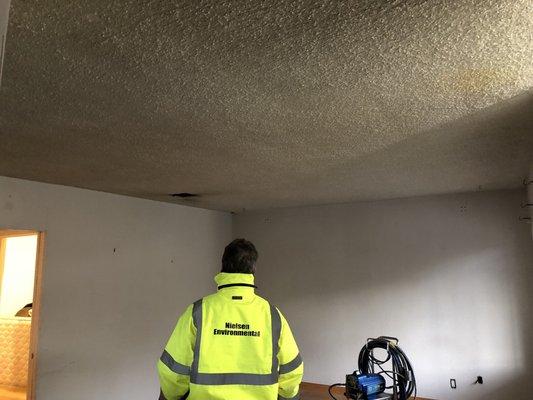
[526,164,533,239]
[234,189,533,400]
[0,176,232,399]
[0,234,37,317]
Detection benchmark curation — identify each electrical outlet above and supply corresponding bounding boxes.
[450,379,457,389]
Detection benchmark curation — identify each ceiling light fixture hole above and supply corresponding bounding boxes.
[170,192,198,198]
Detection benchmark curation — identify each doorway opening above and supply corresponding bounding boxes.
[0,230,44,400]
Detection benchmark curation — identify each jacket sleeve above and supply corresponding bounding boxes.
[276,308,304,400]
[157,304,196,400]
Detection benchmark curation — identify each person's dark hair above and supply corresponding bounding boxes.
[221,239,258,274]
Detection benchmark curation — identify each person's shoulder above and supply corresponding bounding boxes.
[200,291,219,303]
[261,299,291,322]
[255,294,283,314]
[178,302,194,317]
[254,293,271,305]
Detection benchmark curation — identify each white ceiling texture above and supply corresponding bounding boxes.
[0,0,532,211]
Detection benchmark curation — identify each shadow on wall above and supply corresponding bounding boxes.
[242,189,533,400]
[477,222,532,400]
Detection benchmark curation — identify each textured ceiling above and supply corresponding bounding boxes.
[0,0,532,212]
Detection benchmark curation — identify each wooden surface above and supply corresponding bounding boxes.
[301,382,344,399]
[27,232,45,400]
[0,238,5,297]
[0,231,39,239]
[300,382,431,400]
[0,385,26,400]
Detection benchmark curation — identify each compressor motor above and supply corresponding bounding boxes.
[329,336,416,400]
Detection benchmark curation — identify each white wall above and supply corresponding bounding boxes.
[234,190,533,400]
[0,234,37,316]
[2,175,531,400]
[0,176,232,399]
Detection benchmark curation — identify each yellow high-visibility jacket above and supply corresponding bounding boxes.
[157,272,303,400]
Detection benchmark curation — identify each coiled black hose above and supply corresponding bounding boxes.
[358,337,416,400]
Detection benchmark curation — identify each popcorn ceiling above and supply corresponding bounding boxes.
[0,0,531,211]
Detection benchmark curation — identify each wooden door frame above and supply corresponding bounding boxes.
[27,231,45,400]
[0,229,39,238]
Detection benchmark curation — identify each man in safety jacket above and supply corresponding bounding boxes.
[157,238,303,400]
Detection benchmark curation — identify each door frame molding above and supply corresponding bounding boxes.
[27,231,45,400]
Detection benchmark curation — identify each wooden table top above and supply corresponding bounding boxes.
[301,382,346,400]
[300,382,429,400]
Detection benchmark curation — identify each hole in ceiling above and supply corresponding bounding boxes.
[170,192,198,198]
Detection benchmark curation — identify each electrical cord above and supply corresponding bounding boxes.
[358,337,417,400]
[328,383,346,400]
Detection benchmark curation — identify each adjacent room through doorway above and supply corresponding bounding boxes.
[0,230,43,400]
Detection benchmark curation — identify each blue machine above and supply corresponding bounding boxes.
[345,373,387,399]
[329,337,416,400]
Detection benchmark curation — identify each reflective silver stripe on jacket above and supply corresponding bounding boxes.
[192,372,278,385]
[279,353,302,374]
[160,350,191,375]
[270,303,281,375]
[190,298,203,382]
[189,298,283,386]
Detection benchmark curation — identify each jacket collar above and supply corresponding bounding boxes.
[215,272,256,290]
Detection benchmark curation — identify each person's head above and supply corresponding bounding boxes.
[221,238,258,274]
